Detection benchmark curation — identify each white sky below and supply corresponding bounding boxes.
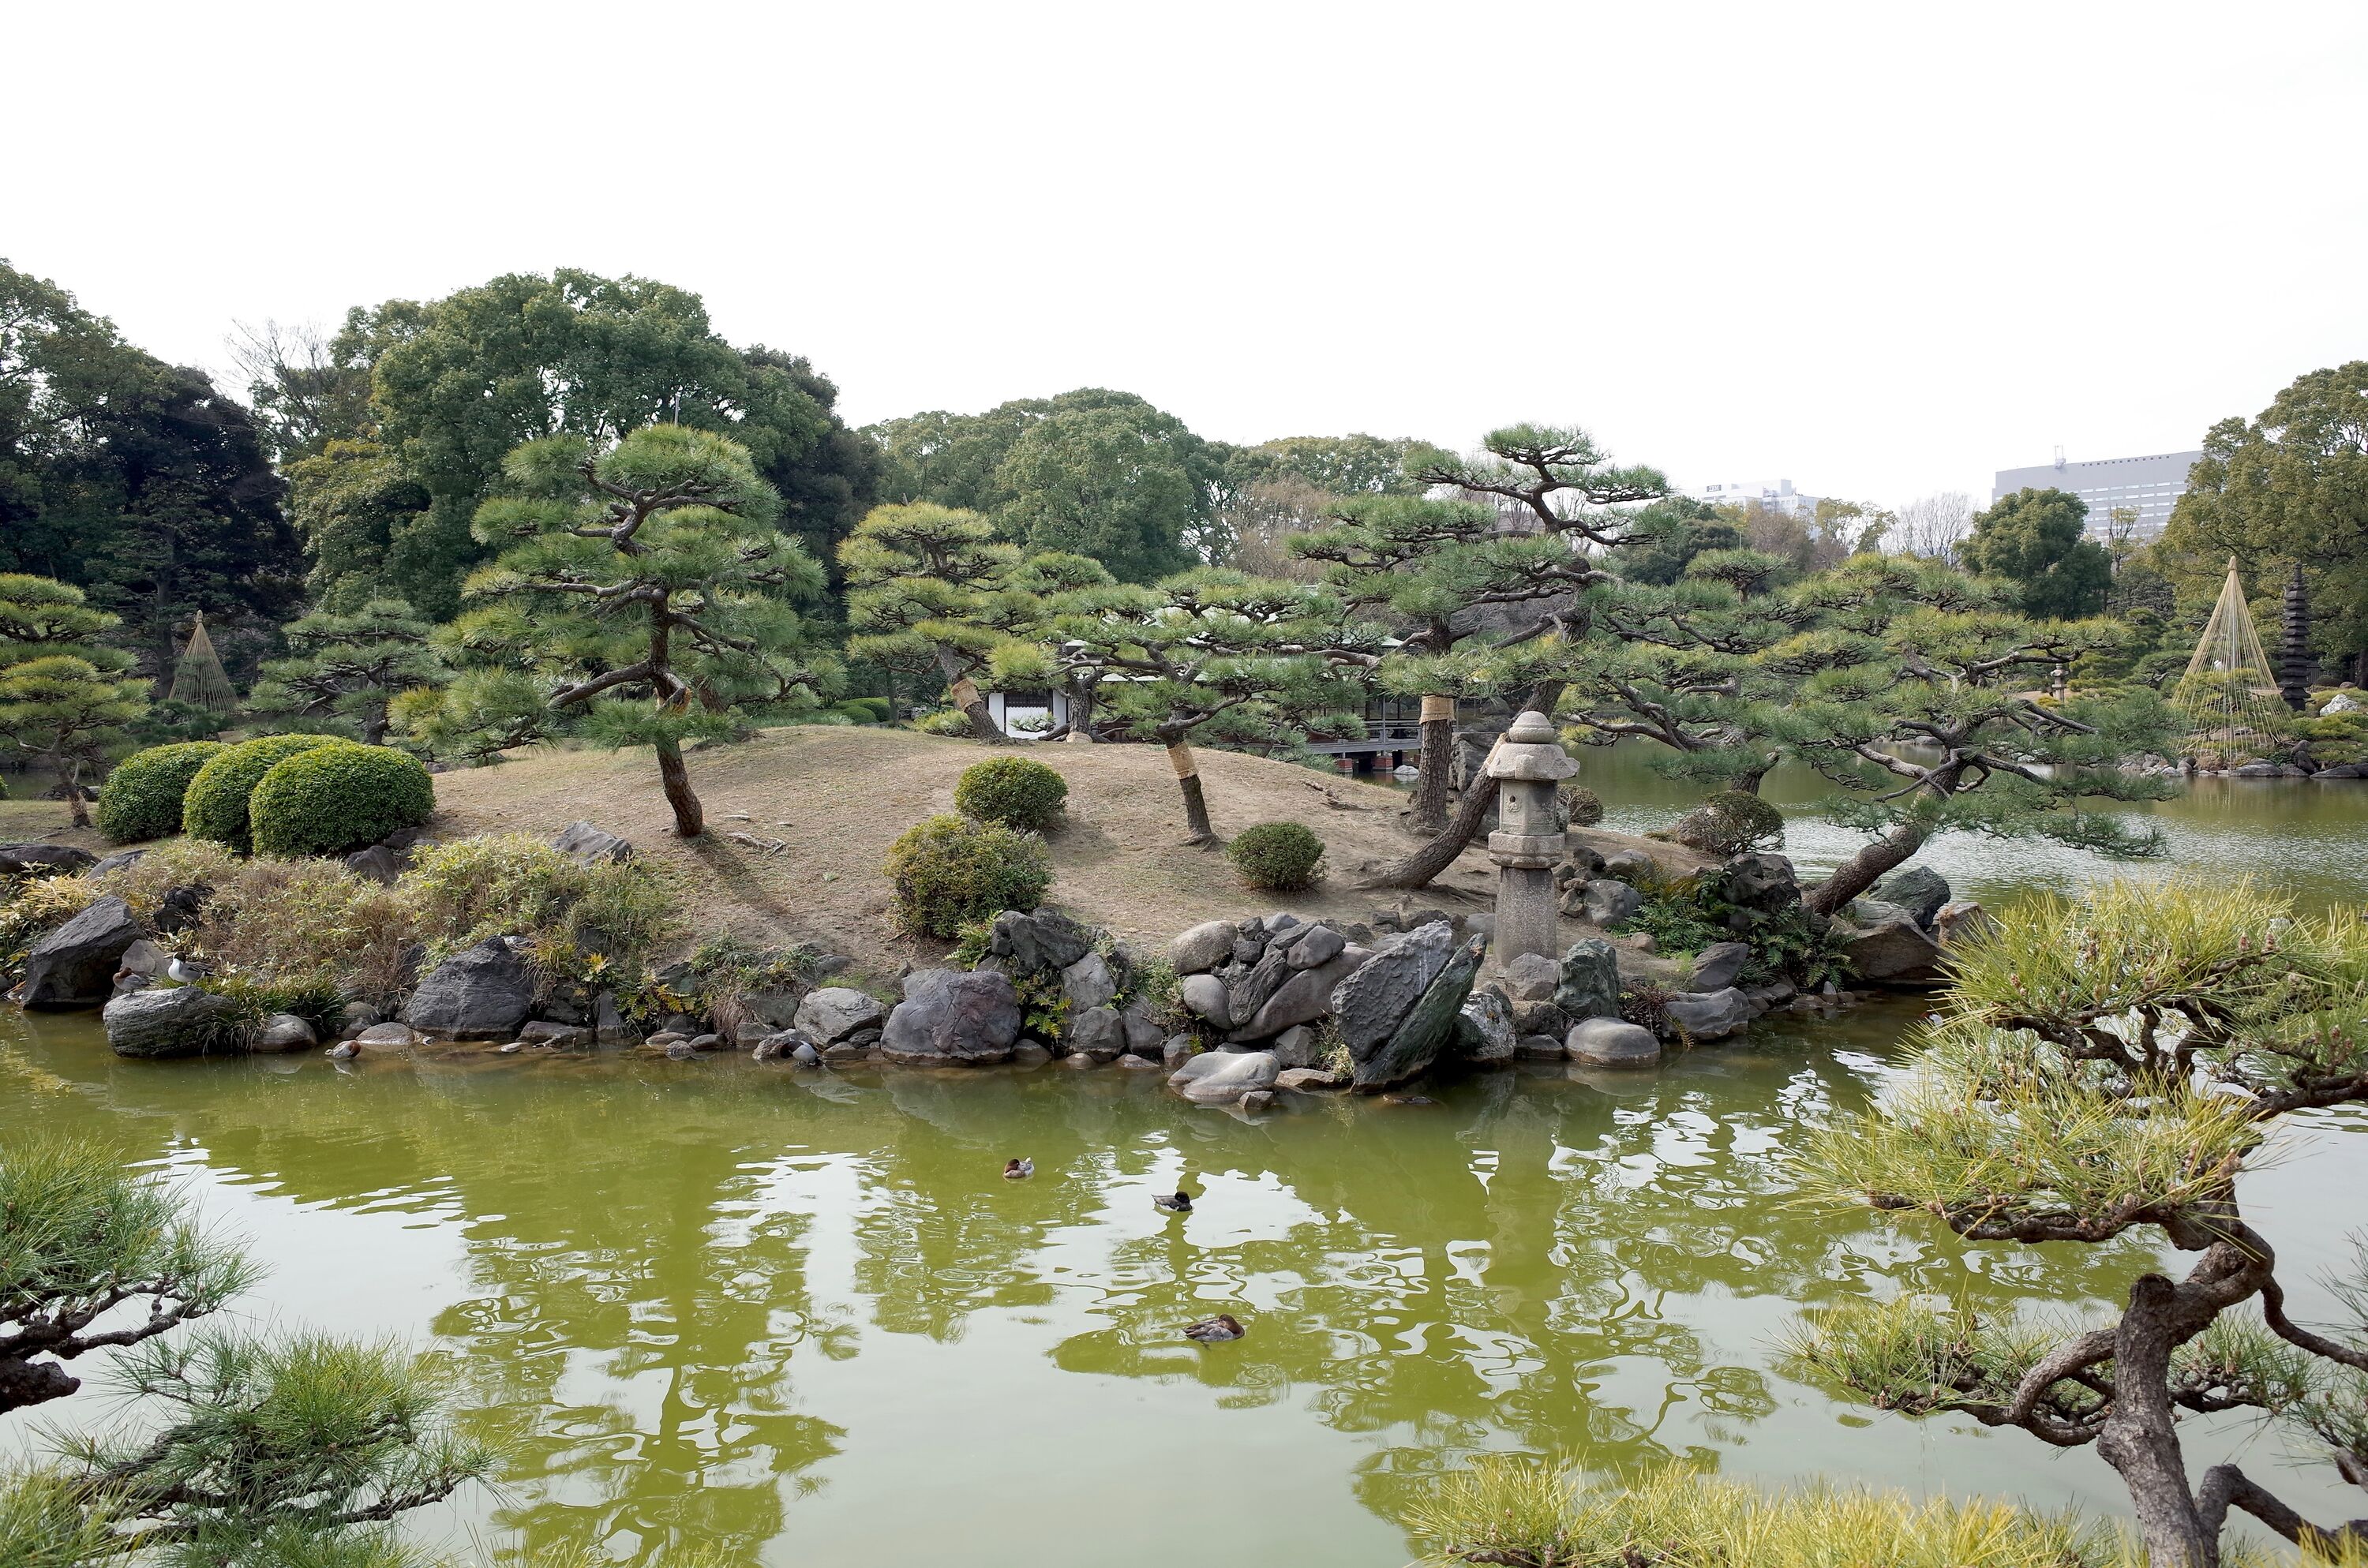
[8,0,2365,510]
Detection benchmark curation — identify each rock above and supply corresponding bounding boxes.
[2324,693,2364,715]
[1118,1052,1161,1069]
[257,1013,317,1053]
[0,843,96,878]
[1746,979,1797,1006]
[338,1002,384,1039]
[1872,866,1952,928]
[1238,1090,1276,1115]
[2314,762,2368,779]
[552,821,633,863]
[1840,916,1948,986]
[1718,852,1800,910]
[1231,934,1267,966]
[1687,941,1750,992]
[1224,946,1294,1027]
[343,844,403,885]
[1121,998,1165,1057]
[1517,1033,1567,1060]
[1069,1005,1127,1061]
[687,1033,724,1052]
[1501,951,1561,1003]
[1846,896,1912,928]
[1276,1066,1345,1091]
[1060,952,1118,1015]
[1567,1016,1661,1067]
[665,1040,699,1061]
[1269,1024,1325,1070]
[1063,1051,1096,1068]
[1331,922,1456,1055]
[1178,974,1232,1028]
[1509,997,1568,1038]
[1229,946,1371,1042]
[881,968,1023,1064]
[1170,1049,1279,1106]
[593,991,632,1044]
[1010,1042,1052,1065]
[987,909,1094,975]
[1457,989,1516,1064]
[402,937,535,1040]
[103,985,244,1058]
[1662,987,1753,1041]
[1581,881,1643,927]
[1405,907,1450,932]
[794,986,886,1046]
[740,990,804,1030]
[520,1020,592,1049]
[1162,1035,1197,1068]
[1284,925,1345,969]
[116,938,170,979]
[1354,935,1485,1092]
[88,849,147,878]
[1168,919,1239,975]
[1263,911,1306,938]
[21,896,144,1007]
[1552,938,1622,1023]
[646,1031,689,1047]
[2231,762,2282,778]
[1598,849,1656,884]
[1934,900,1999,949]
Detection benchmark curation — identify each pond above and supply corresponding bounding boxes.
[5,765,2368,1566]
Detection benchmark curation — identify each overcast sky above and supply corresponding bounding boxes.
[9,1,2365,510]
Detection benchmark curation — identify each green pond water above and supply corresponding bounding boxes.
[4,758,2367,1565]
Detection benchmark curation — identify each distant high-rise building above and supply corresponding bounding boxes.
[1683,477,1819,517]
[1991,450,2201,540]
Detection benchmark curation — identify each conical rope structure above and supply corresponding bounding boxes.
[167,610,238,714]
[2171,557,2291,763]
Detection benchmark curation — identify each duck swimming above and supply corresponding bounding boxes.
[1183,1314,1244,1342]
[1003,1158,1034,1179]
[326,1038,360,1061]
[1152,1189,1193,1213]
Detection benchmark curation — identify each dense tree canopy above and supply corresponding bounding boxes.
[1,261,300,681]
[2160,361,2368,680]
[1963,487,2112,619]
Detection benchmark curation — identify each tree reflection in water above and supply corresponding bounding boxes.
[0,1005,2164,1564]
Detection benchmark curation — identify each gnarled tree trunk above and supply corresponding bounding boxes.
[654,735,703,839]
[937,650,1006,742]
[1163,735,1217,845]
[1802,818,1927,916]
[1413,694,1455,834]
[1362,773,1497,890]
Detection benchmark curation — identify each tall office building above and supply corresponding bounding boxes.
[1991,450,2201,540]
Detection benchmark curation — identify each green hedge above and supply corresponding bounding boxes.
[183,734,343,853]
[885,814,1052,938]
[954,755,1068,831]
[96,741,227,844]
[250,743,436,859]
[1227,821,1325,891]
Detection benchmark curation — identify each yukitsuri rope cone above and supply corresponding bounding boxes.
[2172,557,2291,765]
[167,610,238,713]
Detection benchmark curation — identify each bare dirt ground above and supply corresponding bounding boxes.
[6,730,1712,982]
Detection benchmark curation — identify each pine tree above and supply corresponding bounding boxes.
[251,599,446,744]
[0,575,148,828]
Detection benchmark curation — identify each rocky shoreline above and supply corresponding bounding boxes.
[7,819,1988,1114]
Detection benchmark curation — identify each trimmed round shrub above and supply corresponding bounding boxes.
[954,755,1068,831]
[1227,821,1325,892]
[96,740,227,844]
[183,734,343,853]
[1670,790,1785,858]
[249,742,436,859]
[885,813,1053,938]
[1560,784,1604,829]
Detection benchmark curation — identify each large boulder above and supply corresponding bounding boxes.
[1068,1005,1128,1061]
[401,937,535,1039]
[1841,916,1948,986]
[256,1013,317,1053]
[20,896,144,1007]
[1178,973,1231,1028]
[792,986,886,1046]
[1687,941,1750,993]
[1168,919,1238,975]
[1872,866,1952,928]
[1224,946,1295,1027]
[1354,935,1486,1092]
[1662,987,1753,1041]
[1567,1016,1661,1067]
[1330,922,1456,1055]
[1500,951,1561,1003]
[1168,1049,1278,1106]
[1552,938,1622,1023]
[551,821,633,864]
[1598,849,1657,884]
[1283,925,1344,969]
[1934,900,1999,949]
[0,844,96,878]
[1229,946,1371,1042]
[104,985,243,1059]
[1718,852,1800,911]
[1121,998,1164,1057]
[987,909,1094,975]
[1580,881,1643,927]
[881,968,1022,1064]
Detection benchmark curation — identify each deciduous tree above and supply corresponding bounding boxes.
[1964,487,2112,619]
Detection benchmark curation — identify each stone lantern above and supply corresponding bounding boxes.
[1482,709,1576,972]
